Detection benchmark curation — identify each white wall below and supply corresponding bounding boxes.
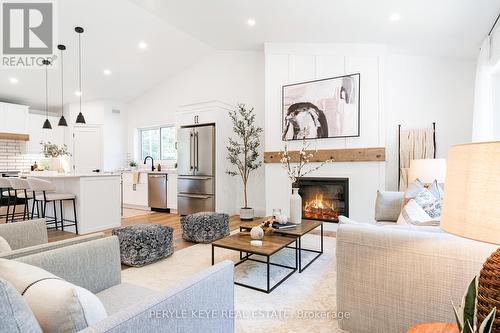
[125,45,475,219]
[68,100,127,171]
[384,55,476,190]
[264,43,386,222]
[126,50,265,214]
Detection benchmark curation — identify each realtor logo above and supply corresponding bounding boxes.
[1,0,56,67]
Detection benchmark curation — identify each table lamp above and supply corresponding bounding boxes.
[408,158,447,185]
[440,141,500,330]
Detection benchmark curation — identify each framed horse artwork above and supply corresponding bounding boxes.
[281,73,360,141]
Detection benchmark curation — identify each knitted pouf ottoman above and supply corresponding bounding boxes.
[181,212,230,243]
[112,224,174,267]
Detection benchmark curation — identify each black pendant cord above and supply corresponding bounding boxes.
[75,26,85,124]
[45,61,48,118]
[78,32,82,114]
[488,12,500,36]
[42,59,52,129]
[61,49,64,113]
[57,44,68,126]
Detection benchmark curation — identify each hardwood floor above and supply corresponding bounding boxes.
[1,206,336,252]
[47,212,245,251]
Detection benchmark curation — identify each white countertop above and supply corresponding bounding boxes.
[121,170,177,174]
[28,173,121,178]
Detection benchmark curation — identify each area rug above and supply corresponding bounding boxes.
[122,234,347,333]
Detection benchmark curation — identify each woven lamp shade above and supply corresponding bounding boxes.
[440,141,500,330]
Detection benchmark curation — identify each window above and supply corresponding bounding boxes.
[140,126,177,162]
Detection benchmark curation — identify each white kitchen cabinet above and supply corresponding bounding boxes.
[167,173,177,210]
[0,102,28,134]
[122,172,149,207]
[176,102,222,127]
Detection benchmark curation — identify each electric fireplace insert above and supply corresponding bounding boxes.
[297,177,349,223]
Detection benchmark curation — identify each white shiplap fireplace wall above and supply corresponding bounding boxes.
[264,43,386,222]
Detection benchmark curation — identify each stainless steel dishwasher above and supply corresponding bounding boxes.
[148,173,168,211]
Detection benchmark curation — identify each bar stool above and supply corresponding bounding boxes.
[7,178,34,222]
[0,178,15,223]
[27,178,79,234]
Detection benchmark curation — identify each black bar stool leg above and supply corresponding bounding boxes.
[5,194,10,223]
[72,199,78,235]
[60,200,64,231]
[53,201,58,230]
[10,190,17,223]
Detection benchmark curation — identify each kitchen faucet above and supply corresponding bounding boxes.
[144,156,155,171]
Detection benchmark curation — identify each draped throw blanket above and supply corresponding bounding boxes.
[399,128,435,191]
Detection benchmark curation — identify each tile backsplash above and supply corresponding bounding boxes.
[0,140,43,172]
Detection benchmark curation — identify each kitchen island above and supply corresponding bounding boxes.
[28,173,122,234]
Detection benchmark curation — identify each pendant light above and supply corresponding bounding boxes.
[42,59,52,129]
[75,26,86,124]
[57,44,68,127]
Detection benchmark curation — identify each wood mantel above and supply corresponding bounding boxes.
[264,147,386,163]
[0,132,29,141]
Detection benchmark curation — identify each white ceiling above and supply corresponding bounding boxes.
[0,0,211,110]
[132,0,500,56]
[1,0,499,110]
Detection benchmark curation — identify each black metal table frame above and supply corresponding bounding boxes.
[240,222,324,273]
[211,239,298,294]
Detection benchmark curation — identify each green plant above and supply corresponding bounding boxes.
[40,141,71,158]
[226,104,263,208]
[453,277,496,333]
[129,161,138,167]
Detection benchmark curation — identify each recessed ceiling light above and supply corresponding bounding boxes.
[138,41,148,50]
[103,69,111,76]
[9,77,18,84]
[389,13,401,22]
[74,91,82,96]
[247,18,256,27]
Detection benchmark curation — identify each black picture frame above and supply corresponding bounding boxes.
[281,73,361,141]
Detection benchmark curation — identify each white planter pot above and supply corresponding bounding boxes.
[290,187,302,224]
[240,207,254,221]
[48,158,61,172]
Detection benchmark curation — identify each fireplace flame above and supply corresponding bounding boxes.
[303,193,339,221]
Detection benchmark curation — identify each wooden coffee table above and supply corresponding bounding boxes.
[239,218,323,273]
[211,232,298,293]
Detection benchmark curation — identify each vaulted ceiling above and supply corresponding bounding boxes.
[132,0,500,56]
[0,0,211,110]
[1,0,499,110]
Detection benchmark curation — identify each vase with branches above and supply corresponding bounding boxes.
[280,135,333,224]
[226,104,263,220]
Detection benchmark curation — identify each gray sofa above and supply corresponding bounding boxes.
[336,223,498,333]
[0,219,104,259]
[14,236,235,333]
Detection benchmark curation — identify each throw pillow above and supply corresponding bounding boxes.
[0,236,12,253]
[0,259,107,333]
[428,179,444,200]
[0,278,43,333]
[414,188,442,219]
[403,178,424,205]
[374,191,404,221]
[397,199,440,226]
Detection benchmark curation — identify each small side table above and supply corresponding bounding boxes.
[407,323,459,333]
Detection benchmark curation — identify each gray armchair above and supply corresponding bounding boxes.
[15,236,235,333]
[0,219,104,259]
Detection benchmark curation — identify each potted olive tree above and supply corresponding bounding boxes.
[226,104,263,220]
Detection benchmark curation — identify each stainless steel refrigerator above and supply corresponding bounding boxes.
[177,124,215,215]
